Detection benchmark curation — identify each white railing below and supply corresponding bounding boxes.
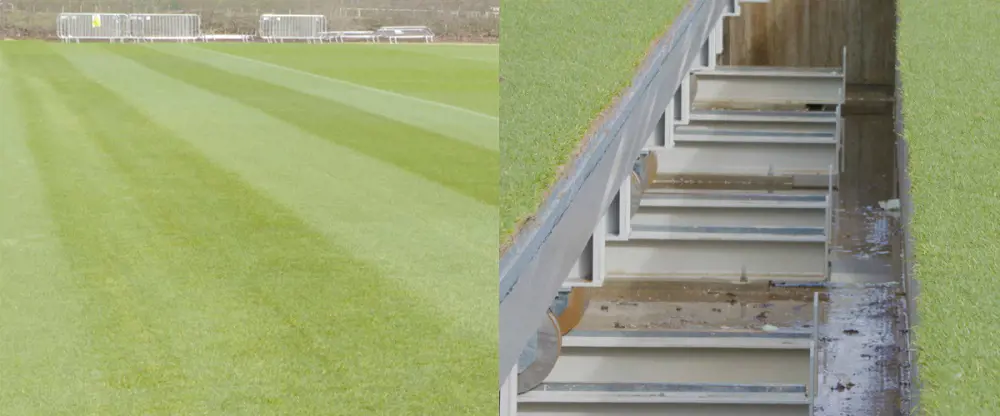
[259,14,327,43]
[321,30,378,43]
[128,14,201,43]
[56,12,446,46]
[58,12,202,43]
[375,25,435,44]
[57,13,130,43]
[199,34,253,43]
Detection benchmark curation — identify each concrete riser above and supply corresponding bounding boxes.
[681,119,835,135]
[694,74,843,106]
[546,348,810,384]
[606,240,826,281]
[519,403,808,416]
[632,206,825,229]
[655,143,838,176]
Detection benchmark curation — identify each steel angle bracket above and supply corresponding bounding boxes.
[498,0,730,387]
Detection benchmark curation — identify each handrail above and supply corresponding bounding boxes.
[498,0,731,387]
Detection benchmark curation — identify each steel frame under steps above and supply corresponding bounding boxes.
[568,27,845,292]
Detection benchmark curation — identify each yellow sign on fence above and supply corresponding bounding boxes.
[92,15,101,28]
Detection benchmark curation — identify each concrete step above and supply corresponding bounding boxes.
[650,173,830,191]
[640,191,828,210]
[631,207,825,231]
[606,239,827,282]
[681,110,838,141]
[519,401,807,416]
[689,109,838,125]
[562,330,811,349]
[692,66,844,107]
[541,330,812,385]
[627,224,825,243]
[673,129,836,145]
[653,144,838,179]
[518,382,809,405]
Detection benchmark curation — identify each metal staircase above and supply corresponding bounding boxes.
[519,330,815,416]
[507,0,847,414]
[516,290,823,415]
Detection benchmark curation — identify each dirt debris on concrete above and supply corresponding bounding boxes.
[575,281,819,332]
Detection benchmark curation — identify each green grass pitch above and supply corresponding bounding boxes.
[499,0,687,246]
[898,0,1000,412]
[0,41,497,415]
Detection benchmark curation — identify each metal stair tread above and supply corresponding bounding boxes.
[673,130,836,145]
[694,65,843,78]
[689,109,838,123]
[645,188,830,197]
[628,224,826,243]
[518,382,810,405]
[654,147,836,177]
[562,330,812,349]
[641,192,828,209]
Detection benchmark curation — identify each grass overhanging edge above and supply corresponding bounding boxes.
[499,0,692,255]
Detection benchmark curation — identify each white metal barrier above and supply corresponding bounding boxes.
[129,14,201,43]
[200,34,253,43]
[375,25,434,44]
[321,30,378,43]
[57,13,130,43]
[259,14,327,43]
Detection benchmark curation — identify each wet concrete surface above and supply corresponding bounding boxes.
[830,205,898,284]
[813,284,904,416]
[814,113,908,415]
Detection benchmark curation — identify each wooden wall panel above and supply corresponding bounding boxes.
[721,0,896,87]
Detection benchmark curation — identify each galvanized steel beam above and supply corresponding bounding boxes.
[498,0,730,386]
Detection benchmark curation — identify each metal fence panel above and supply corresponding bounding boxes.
[57,13,130,43]
[129,14,201,42]
[375,25,435,43]
[259,14,327,43]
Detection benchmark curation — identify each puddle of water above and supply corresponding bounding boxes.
[833,204,899,259]
[830,204,903,284]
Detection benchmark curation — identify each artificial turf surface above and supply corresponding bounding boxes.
[0,41,497,414]
[499,0,687,246]
[898,1,1000,413]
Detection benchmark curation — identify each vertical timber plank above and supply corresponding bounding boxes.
[747,3,771,65]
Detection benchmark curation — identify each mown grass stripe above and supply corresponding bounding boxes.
[0,46,110,414]
[162,44,498,151]
[9,61,205,414]
[1,42,493,414]
[382,43,499,64]
[177,44,499,150]
[56,44,496,334]
[197,43,499,117]
[112,45,497,206]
